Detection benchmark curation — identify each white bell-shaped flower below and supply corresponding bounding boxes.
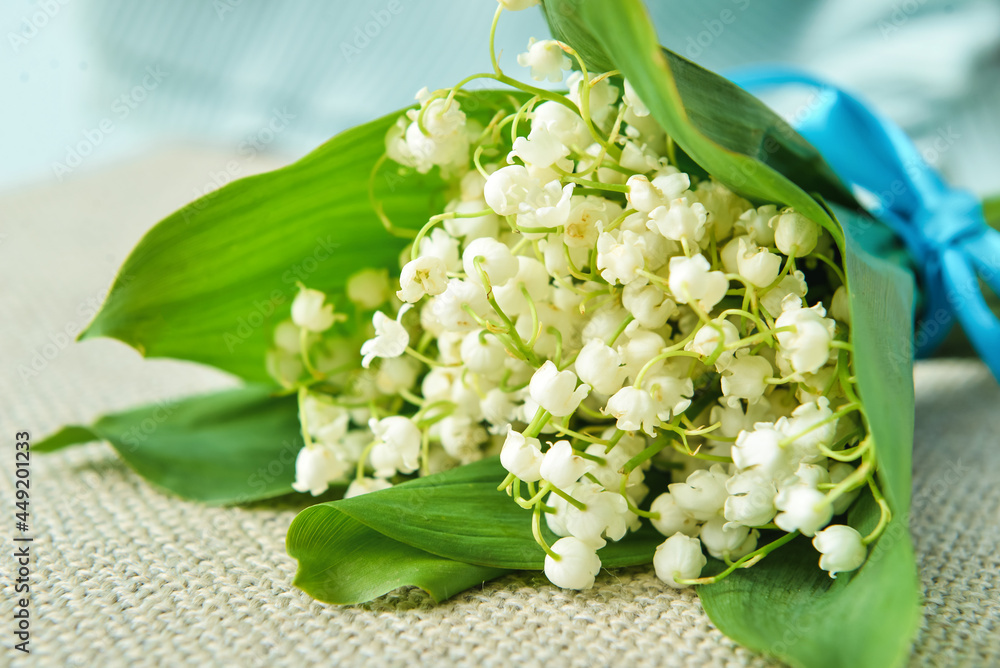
[736,237,782,288]
[774,485,833,536]
[517,181,575,232]
[687,317,740,364]
[596,230,646,285]
[731,423,795,479]
[516,38,571,82]
[397,256,448,303]
[812,524,867,578]
[437,415,486,464]
[649,492,700,537]
[584,441,646,492]
[369,416,421,478]
[667,254,728,312]
[301,394,350,443]
[775,298,836,376]
[735,204,777,247]
[760,270,807,317]
[781,397,837,462]
[291,444,349,496]
[510,123,571,168]
[700,517,759,560]
[500,427,544,482]
[463,237,518,287]
[560,481,630,547]
[575,339,627,396]
[771,209,820,256]
[724,471,777,527]
[484,165,538,216]
[720,350,772,403]
[531,101,591,151]
[567,71,620,126]
[360,305,412,368]
[653,533,707,588]
[626,174,666,213]
[623,78,650,117]
[605,385,659,436]
[830,285,851,324]
[668,464,730,521]
[528,361,590,417]
[344,476,392,499]
[648,198,709,245]
[623,281,676,330]
[432,279,489,332]
[459,330,506,375]
[346,268,391,310]
[544,536,602,590]
[291,286,337,332]
[418,228,461,271]
[539,440,592,488]
[644,373,693,421]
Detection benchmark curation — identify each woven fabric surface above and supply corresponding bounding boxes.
[1,151,998,667]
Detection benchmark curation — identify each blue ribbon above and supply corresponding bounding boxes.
[726,66,1000,377]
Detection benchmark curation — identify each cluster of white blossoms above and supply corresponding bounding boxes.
[271,1,886,592]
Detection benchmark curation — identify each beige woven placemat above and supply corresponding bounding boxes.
[1,152,998,667]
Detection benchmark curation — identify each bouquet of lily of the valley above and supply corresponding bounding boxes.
[39,1,1000,666]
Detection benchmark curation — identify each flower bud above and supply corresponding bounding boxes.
[544,537,601,590]
[653,533,706,588]
[500,427,544,482]
[812,524,867,578]
[771,209,820,256]
[292,286,337,332]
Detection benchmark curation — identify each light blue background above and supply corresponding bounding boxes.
[4,1,999,195]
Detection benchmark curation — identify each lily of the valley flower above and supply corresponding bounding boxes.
[361,305,412,368]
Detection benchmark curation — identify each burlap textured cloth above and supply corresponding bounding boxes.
[1,151,997,667]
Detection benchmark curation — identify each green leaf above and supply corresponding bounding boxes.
[288,502,509,605]
[35,386,304,505]
[80,93,522,382]
[292,457,664,570]
[543,0,856,241]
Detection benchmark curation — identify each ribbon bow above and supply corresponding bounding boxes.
[727,66,1000,378]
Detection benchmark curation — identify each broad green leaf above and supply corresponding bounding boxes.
[542,0,856,242]
[80,93,522,382]
[288,502,509,605]
[35,386,304,505]
[290,457,665,570]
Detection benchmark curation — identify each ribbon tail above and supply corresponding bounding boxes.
[941,248,1000,380]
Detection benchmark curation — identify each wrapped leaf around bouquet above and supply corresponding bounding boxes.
[39,1,1000,666]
